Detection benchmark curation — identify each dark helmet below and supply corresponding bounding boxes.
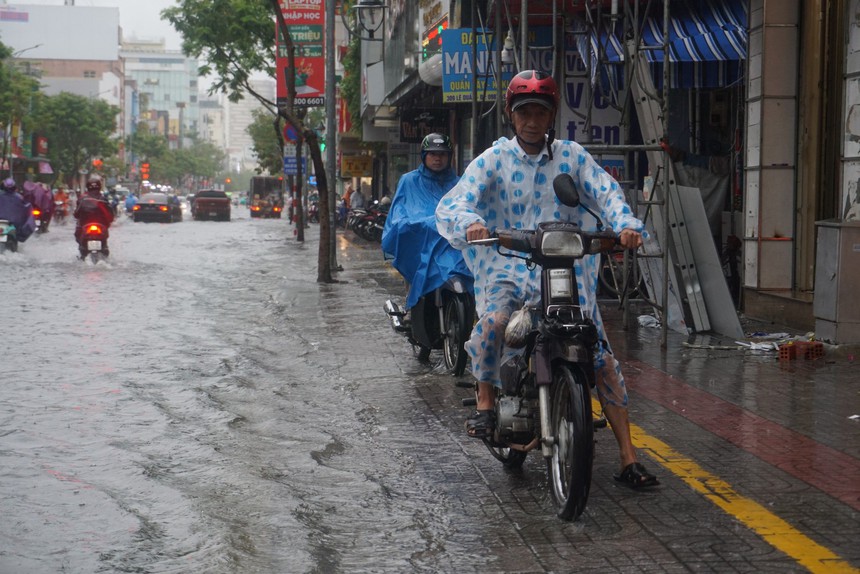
[421,133,453,168]
[422,132,452,153]
[2,177,16,192]
[86,176,103,196]
[505,70,559,115]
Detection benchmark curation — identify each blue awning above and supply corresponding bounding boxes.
[577,0,747,89]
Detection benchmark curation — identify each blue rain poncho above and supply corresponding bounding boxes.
[435,136,644,406]
[382,163,473,310]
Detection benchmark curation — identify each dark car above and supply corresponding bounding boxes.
[133,192,182,223]
[191,189,231,221]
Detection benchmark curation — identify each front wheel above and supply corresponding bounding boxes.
[442,293,474,376]
[547,365,594,521]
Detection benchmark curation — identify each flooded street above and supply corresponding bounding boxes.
[1,211,486,573]
[3,208,858,574]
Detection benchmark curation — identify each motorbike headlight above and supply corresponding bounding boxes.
[540,230,585,257]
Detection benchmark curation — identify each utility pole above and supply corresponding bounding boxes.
[325,0,339,271]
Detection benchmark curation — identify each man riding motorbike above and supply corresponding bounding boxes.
[382,133,472,313]
[74,176,115,259]
[0,178,36,248]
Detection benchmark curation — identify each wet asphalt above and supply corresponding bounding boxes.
[1,213,857,573]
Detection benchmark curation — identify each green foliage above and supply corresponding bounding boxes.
[30,92,119,183]
[0,40,44,161]
[129,122,226,189]
[340,25,362,137]
[162,0,277,104]
[247,107,283,175]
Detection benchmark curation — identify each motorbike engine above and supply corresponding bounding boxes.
[495,396,535,443]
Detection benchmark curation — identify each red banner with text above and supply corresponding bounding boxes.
[276,0,325,108]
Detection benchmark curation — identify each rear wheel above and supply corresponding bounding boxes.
[442,293,474,376]
[547,365,594,521]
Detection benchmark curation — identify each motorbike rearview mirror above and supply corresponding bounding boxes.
[552,174,580,207]
[552,173,605,230]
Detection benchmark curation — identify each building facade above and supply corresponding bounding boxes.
[353,0,858,344]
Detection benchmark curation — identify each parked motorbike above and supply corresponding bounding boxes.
[351,201,388,242]
[0,219,18,252]
[78,222,109,262]
[384,273,475,376]
[462,173,627,521]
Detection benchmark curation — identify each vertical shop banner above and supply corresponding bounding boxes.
[277,0,325,108]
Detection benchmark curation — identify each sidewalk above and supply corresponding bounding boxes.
[338,229,860,572]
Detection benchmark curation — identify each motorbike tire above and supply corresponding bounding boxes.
[547,365,594,521]
[442,293,474,377]
[598,251,645,300]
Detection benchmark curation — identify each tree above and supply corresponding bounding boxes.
[31,92,119,185]
[163,0,335,282]
[0,41,44,174]
[247,107,283,175]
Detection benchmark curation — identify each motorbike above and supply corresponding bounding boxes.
[351,201,388,242]
[462,173,626,521]
[308,198,320,223]
[53,201,69,225]
[78,222,109,262]
[384,274,475,376]
[32,206,51,233]
[0,219,18,252]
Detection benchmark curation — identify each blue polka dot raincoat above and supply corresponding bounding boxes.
[435,136,644,406]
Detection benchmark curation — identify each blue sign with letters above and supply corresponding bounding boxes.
[283,156,307,175]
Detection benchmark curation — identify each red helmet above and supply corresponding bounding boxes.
[505,70,559,114]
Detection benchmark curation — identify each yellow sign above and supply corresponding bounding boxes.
[342,155,373,178]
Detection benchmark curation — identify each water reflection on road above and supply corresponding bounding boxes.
[1,212,487,573]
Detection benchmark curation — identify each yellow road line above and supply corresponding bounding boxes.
[612,404,859,574]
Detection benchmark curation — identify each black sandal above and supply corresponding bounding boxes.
[614,462,659,489]
[465,409,495,439]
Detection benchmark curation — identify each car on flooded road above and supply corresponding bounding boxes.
[133,192,182,223]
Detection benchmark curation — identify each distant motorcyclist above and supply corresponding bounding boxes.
[29,182,54,232]
[124,192,138,214]
[53,186,70,222]
[74,176,114,258]
[381,133,472,310]
[0,177,36,243]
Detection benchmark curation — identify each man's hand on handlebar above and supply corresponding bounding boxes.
[618,229,643,250]
[466,222,490,242]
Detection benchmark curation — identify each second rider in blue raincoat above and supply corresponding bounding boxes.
[382,133,472,311]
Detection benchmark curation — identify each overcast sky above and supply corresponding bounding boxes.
[19,0,184,50]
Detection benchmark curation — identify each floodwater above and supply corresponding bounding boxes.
[0,209,485,573]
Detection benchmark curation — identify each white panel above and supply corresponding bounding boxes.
[844,77,860,159]
[743,238,758,288]
[848,0,860,73]
[749,1,764,29]
[842,161,860,220]
[746,99,761,167]
[745,170,760,238]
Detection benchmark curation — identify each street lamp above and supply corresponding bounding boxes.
[11,44,42,58]
[353,0,386,41]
